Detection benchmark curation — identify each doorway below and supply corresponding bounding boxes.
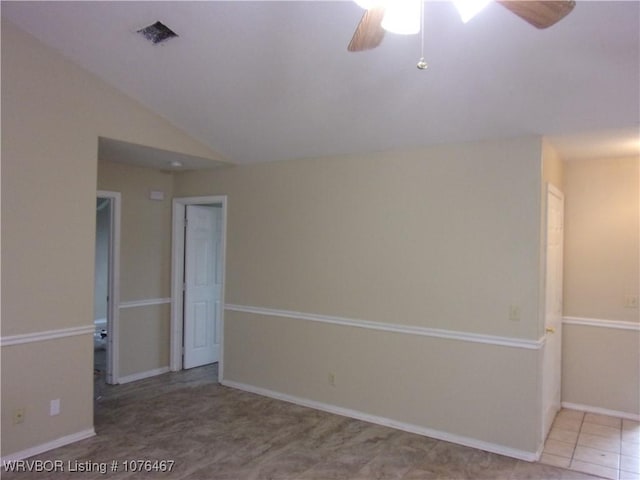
[95,190,121,386]
[171,196,227,378]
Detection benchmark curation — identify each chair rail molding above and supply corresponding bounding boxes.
[225,304,544,349]
[563,316,640,331]
[0,325,95,347]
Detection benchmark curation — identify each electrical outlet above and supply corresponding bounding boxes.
[50,399,60,416]
[509,305,521,321]
[328,372,336,387]
[13,408,25,425]
[624,295,639,309]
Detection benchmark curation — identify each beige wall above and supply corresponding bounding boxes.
[176,137,544,339]
[119,305,171,377]
[1,337,94,457]
[175,137,548,456]
[225,311,541,454]
[97,161,173,302]
[97,161,174,377]
[561,156,639,416]
[563,157,639,322]
[563,324,639,415]
[1,19,221,457]
[542,140,563,190]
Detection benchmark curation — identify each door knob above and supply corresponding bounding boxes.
[545,327,556,334]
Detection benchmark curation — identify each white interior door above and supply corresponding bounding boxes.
[183,205,223,369]
[543,185,564,437]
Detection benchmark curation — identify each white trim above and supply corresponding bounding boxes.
[0,325,94,347]
[119,298,171,309]
[117,366,170,384]
[171,196,228,379]
[225,304,544,350]
[0,428,95,463]
[222,380,539,461]
[562,402,640,422]
[563,316,640,331]
[97,190,121,385]
[540,183,565,444]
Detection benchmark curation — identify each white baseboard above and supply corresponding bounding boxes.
[0,428,95,463]
[118,367,169,384]
[562,402,640,421]
[222,380,539,462]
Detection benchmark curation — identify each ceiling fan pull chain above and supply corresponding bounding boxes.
[417,0,428,70]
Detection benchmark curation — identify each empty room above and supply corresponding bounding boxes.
[1,1,638,479]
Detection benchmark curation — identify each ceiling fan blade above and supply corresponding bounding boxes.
[497,0,576,29]
[348,6,386,52]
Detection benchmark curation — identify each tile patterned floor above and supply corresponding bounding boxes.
[541,409,640,480]
[1,365,627,479]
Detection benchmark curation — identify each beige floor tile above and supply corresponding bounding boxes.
[621,454,640,474]
[557,409,585,422]
[620,471,640,480]
[570,459,619,480]
[585,413,623,429]
[553,416,583,433]
[573,445,620,469]
[578,431,621,453]
[543,439,576,458]
[514,461,585,480]
[548,427,579,445]
[622,442,640,458]
[582,422,622,439]
[540,453,571,469]
[623,429,640,444]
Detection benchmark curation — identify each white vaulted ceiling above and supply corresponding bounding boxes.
[3,1,639,165]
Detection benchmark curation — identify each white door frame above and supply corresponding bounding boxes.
[96,190,121,384]
[540,183,564,441]
[171,196,227,379]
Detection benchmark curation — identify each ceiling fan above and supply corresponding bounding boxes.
[348,0,576,52]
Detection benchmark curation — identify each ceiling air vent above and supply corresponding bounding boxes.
[137,21,178,44]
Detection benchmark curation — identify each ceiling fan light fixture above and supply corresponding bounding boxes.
[453,0,491,23]
[381,0,421,35]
